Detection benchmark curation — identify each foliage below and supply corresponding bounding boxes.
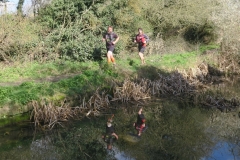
[0,15,41,62]
[55,121,107,160]
[1,0,235,62]
[17,0,24,16]
[183,22,216,44]
[35,0,154,61]
[210,0,240,53]
[38,0,104,29]
[36,0,105,61]
[143,0,219,43]
[1,0,239,63]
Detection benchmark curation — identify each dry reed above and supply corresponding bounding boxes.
[30,62,240,129]
[202,96,240,112]
[30,100,72,129]
[112,79,151,102]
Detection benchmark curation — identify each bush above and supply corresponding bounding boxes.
[2,0,238,63]
[183,23,216,44]
[144,0,218,38]
[0,15,41,62]
[37,0,140,61]
[211,0,240,53]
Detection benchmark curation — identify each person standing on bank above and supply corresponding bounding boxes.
[134,28,149,65]
[102,26,120,65]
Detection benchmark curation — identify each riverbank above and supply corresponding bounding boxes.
[0,45,240,126]
[1,47,240,159]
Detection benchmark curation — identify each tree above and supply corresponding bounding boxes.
[17,0,24,16]
[31,0,50,17]
[0,0,9,14]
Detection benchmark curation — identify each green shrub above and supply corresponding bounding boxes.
[37,0,153,62]
[183,23,216,44]
[0,15,41,61]
[144,0,218,38]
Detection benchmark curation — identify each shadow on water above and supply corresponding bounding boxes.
[0,98,240,160]
[1,64,240,159]
[114,101,213,160]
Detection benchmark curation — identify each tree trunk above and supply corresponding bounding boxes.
[17,0,24,16]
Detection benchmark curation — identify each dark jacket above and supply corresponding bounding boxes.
[103,32,118,48]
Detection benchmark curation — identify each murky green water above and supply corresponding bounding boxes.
[0,78,240,160]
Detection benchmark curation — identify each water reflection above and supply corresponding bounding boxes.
[110,146,135,160]
[114,101,213,160]
[0,98,239,159]
[30,136,60,160]
[203,141,240,160]
[211,76,240,98]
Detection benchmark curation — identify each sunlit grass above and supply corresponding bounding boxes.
[0,69,113,107]
[0,44,220,109]
[0,61,99,82]
[158,51,199,70]
[0,44,219,83]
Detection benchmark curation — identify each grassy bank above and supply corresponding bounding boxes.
[0,45,220,120]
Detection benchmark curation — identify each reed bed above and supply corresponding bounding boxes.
[30,100,72,129]
[30,89,111,129]
[149,72,196,97]
[30,62,240,129]
[201,96,240,112]
[112,79,151,102]
[78,89,110,117]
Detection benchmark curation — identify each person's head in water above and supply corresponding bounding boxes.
[138,28,143,35]
[107,26,113,33]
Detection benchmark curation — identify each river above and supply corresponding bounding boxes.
[0,78,240,160]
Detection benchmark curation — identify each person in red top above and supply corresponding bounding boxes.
[102,26,120,65]
[134,28,149,65]
[133,107,147,136]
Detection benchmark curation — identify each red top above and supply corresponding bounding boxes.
[136,34,146,47]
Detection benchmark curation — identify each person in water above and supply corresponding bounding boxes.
[133,107,146,136]
[102,115,118,150]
